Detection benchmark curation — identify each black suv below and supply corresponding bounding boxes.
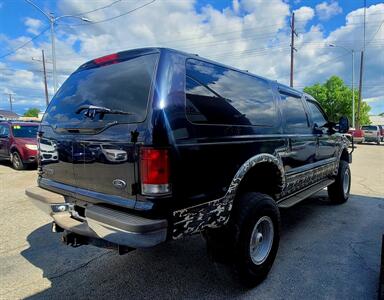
[26,48,351,286]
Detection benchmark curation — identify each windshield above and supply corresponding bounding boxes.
[12,125,38,138]
[43,53,159,128]
[362,125,378,131]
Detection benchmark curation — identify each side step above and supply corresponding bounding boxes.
[278,178,335,208]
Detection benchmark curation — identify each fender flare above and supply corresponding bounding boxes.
[172,153,285,239]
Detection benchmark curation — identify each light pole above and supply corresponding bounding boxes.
[329,44,355,128]
[25,0,91,94]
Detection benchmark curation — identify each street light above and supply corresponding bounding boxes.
[329,43,355,128]
[25,0,92,94]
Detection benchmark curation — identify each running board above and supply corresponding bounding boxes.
[277,178,335,208]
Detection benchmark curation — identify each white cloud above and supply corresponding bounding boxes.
[294,6,315,29]
[1,1,383,114]
[315,1,343,20]
[24,17,43,35]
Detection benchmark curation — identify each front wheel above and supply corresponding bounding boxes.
[230,192,280,287]
[328,160,350,204]
[11,152,25,170]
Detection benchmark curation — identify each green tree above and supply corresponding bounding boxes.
[23,108,40,118]
[303,76,371,126]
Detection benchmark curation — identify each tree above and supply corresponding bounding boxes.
[304,76,371,126]
[23,108,40,118]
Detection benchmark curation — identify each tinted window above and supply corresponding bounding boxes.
[12,125,38,138]
[307,100,327,127]
[43,53,158,127]
[0,125,9,136]
[279,92,309,130]
[362,125,378,131]
[185,59,276,126]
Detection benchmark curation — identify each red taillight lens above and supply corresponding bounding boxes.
[93,53,118,65]
[140,148,170,195]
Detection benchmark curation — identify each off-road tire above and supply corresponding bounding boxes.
[230,192,280,287]
[328,160,350,204]
[11,152,25,170]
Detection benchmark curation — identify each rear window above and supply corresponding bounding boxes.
[43,53,158,128]
[12,125,38,138]
[362,125,378,131]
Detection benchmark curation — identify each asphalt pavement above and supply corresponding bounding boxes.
[0,144,383,299]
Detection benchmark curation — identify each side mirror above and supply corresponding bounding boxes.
[338,116,349,133]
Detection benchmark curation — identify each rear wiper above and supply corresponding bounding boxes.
[76,105,134,120]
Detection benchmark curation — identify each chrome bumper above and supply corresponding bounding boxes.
[26,186,168,248]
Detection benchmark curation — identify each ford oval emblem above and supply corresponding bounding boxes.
[112,179,126,189]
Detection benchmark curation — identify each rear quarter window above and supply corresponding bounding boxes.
[185,59,277,126]
[43,53,159,128]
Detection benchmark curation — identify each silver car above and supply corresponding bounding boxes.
[361,125,381,144]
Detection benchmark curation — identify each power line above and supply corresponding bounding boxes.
[0,27,49,59]
[69,0,123,18]
[65,0,156,25]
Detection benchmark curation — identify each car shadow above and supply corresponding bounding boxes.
[0,160,37,171]
[21,193,383,299]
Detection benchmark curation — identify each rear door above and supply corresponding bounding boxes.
[278,90,317,172]
[40,51,159,207]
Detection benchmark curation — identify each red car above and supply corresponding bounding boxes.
[0,121,39,170]
[348,127,365,144]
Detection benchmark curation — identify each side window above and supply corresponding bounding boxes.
[185,59,276,126]
[0,125,9,136]
[279,92,309,131]
[307,100,327,127]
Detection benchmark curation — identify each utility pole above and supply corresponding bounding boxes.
[41,50,49,106]
[356,0,366,129]
[290,12,297,87]
[4,93,14,112]
[32,50,51,106]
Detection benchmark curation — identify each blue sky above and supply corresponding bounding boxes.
[0,0,383,117]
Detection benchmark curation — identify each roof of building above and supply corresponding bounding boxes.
[0,110,19,119]
[369,115,384,125]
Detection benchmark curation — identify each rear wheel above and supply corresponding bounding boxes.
[11,152,25,170]
[328,160,350,204]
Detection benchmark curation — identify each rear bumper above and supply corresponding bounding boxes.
[364,136,379,142]
[25,186,168,248]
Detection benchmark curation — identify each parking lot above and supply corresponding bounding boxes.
[0,144,383,299]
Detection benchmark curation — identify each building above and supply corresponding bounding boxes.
[369,115,384,125]
[0,110,20,120]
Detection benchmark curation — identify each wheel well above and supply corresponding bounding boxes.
[340,148,349,163]
[237,162,283,200]
[10,147,19,154]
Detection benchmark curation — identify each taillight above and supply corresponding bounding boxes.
[140,147,171,195]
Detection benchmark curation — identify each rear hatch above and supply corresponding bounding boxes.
[361,125,378,138]
[39,50,159,208]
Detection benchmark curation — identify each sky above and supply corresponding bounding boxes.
[0,0,383,116]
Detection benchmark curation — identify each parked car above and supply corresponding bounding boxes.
[26,48,352,287]
[361,125,381,144]
[0,121,39,169]
[378,125,384,142]
[348,127,365,144]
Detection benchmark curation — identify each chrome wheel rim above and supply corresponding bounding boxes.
[343,168,350,195]
[249,216,274,265]
[13,154,20,168]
